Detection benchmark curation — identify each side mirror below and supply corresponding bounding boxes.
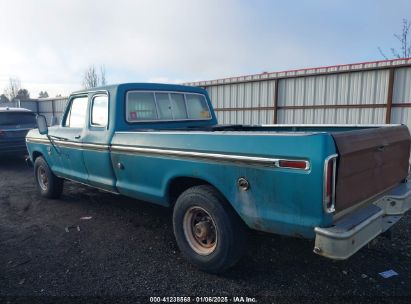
[37,115,48,135]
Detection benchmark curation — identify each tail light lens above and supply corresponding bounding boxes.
[0,130,5,137]
[278,159,309,170]
[323,154,337,213]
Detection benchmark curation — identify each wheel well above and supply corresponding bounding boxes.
[32,151,43,161]
[168,177,248,229]
[168,177,211,206]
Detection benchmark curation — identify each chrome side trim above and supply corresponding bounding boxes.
[27,137,310,170]
[111,145,310,170]
[26,137,49,144]
[114,131,314,136]
[262,124,401,128]
[323,154,338,213]
[26,137,109,152]
[59,141,107,150]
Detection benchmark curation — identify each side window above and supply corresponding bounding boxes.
[64,96,88,128]
[91,95,108,127]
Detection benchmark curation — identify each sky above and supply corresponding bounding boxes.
[0,0,410,98]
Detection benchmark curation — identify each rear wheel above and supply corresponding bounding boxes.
[34,156,63,198]
[173,185,247,273]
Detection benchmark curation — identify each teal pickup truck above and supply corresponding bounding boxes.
[26,83,411,273]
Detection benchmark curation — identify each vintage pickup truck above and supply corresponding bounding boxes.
[26,83,411,273]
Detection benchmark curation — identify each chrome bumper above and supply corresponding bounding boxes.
[314,180,411,260]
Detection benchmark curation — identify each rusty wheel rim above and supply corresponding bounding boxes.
[183,206,218,255]
[37,166,48,191]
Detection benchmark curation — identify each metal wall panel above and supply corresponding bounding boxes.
[210,69,391,125]
[206,80,275,109]
[391,108,411,135]
[278,70,389,107]
[391,108,409,123]
[277,108,386,124]
[393,67,411,103]
[188,59,411,127]
[205,80,275,124]
[19,100,38,112]
[52,98,68,112]
[215,109,275,125]
[34,98,67,125]
[51,98,68,124]
[37,100,53,113]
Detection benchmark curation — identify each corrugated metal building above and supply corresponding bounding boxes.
[2,58,410,127]
[185,58,411,128]
[35,97,67,125]
[0,97,67,125]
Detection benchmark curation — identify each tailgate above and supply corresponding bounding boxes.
[331,125,411,212]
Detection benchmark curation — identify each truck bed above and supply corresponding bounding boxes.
[114,124,411,220]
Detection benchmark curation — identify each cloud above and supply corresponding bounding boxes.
[0,0,409,97]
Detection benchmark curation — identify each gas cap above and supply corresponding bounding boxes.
[237,177,250,191]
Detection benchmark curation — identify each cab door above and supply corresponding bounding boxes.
[81,93,117,192]
[57,95,89,183]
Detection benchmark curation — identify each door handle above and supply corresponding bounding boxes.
[74,135,81,139]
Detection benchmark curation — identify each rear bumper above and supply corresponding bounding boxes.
[314,180,411,260]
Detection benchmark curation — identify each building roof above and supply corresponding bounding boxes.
[185,57,411,86]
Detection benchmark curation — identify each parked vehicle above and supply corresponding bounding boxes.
[0,107,36,155]
[25,83,411,272]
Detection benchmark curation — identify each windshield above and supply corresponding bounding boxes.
[0,112,36,126]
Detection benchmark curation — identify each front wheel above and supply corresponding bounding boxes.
[173,185,247,273]
[34,156,64,198]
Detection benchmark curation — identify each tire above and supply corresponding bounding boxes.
[173,185,247,273]
[34,156,63,199]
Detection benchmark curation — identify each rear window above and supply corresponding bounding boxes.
[126,91,211,122]
[0,112,36,126]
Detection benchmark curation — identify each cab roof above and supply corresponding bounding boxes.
[71,83,206,95]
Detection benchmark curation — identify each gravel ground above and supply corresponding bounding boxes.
[0,155,410,302]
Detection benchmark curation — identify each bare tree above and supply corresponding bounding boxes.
[379,18,411,59]
[100,65,106,86]
[82,66,99,89]
[4,77,21,101]
[82,65,107,89]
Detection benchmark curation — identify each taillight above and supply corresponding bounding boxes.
[323,154,337,213]
[0,130,5,137]
[278,159,309,170]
